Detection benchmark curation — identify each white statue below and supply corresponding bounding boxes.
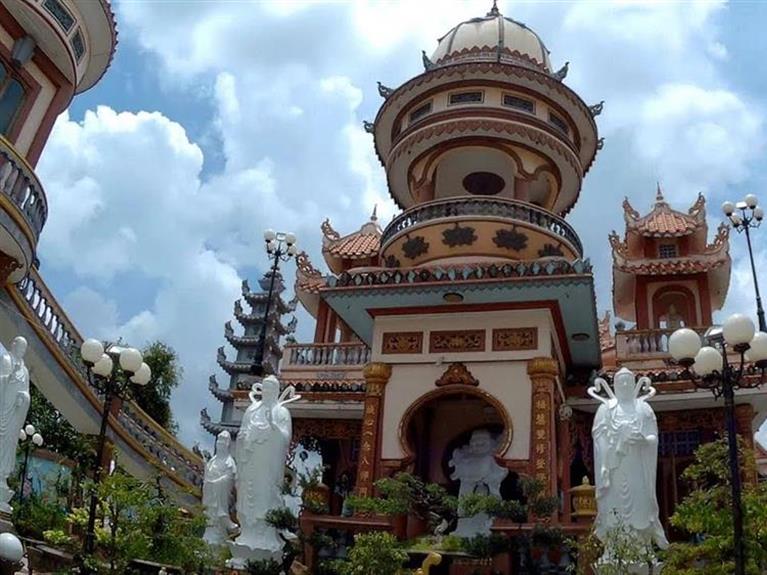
[449,429,508,537]
[0,337,30,514]
[202,431,237,545]
[229,375,299,568]
[589,367,668,570]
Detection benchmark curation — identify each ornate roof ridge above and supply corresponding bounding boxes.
[623,189,706,238]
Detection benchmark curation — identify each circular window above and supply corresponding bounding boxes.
[462,172,505,196]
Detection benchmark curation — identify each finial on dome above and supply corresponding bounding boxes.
[656,182,665,203]
[370,205,378,222]
[487,0,500,16]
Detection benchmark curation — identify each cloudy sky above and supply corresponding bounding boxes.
[36,0,767,447]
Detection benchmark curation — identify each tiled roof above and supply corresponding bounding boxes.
[326,233,380,258]
[294,251,325,295]
[614,257,727,275]
[632,204,698,237]
[623,189,705,238]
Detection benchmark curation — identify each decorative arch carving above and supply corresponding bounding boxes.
[397,386,513,466]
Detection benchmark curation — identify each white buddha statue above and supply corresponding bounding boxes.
[449,429,508,537]
[589,367,668,569]
[0,337,30,514]
[229,375,300,568]
[202,430,237,545]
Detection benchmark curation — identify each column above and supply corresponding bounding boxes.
[355,362,392,497]
[527,357,559,501]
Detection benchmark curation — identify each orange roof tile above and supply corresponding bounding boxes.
[326,233,380,259]
[623,188,705,238]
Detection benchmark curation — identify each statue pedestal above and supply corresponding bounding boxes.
[226,542,281,569]
[594,561,663,574]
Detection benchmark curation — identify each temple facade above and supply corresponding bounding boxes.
[215,3,764,567]
[201,273,297,437]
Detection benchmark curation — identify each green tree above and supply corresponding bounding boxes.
[134,341,182,434]
[27,384,94,465]
[664,437,767,575]
[337,531,409,575]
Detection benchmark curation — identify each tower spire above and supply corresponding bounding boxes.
[656,182,665,203]
[487,0,500,17]
[371,204,378,222]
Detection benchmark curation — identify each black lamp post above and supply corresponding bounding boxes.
[17,424,42,506]
[78,339,152,570]
[723,196,765,332]
[249,229,298,377]
[670,316,767,575]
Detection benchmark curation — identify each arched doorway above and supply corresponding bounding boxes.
[400,388,519,498]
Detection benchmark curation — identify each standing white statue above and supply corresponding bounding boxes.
[589,367,668,569]
[449,429,508,537]
[229,375,299,568]
[0,337,30,514]
[202,430,237,545]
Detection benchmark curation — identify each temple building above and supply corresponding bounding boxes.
[201,273,297,437]
[203,2,766,566]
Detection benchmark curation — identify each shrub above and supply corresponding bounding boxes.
[336,531,408,575]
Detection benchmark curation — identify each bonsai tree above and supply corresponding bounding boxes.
[346,472,457,527]
[458,476,565,570]
[663,437,767,575]
[337,531,409,575]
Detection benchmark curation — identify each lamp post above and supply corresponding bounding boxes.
[78,339,151,567]
[249,229,298,377]
[17,424,42,506]
[722,196,765,331]
[669,315,767,575]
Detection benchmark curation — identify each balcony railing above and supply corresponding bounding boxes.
[283,342,371,369]
[0,137,47,242]
[380,196,583,256]
[616,327,708,360]
[14,269,202,489]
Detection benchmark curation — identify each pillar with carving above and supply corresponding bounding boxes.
[355,362,392,496]
[527,357,559,501]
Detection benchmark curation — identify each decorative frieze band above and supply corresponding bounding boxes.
[382,331,423,354]
[492,327,538,351]
[429,329,485,353]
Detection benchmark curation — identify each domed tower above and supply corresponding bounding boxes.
[0,1,117,282]
[287,4,604,517]
[374,2,600,267]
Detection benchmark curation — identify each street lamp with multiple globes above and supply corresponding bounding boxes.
[78,339,151,564]
[249,229,298,377]
[722,195,765,331]
[17,424,43,505]
[669,314,767,575]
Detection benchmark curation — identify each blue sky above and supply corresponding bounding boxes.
[34,0,767,447]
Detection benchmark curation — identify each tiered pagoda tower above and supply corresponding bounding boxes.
[610,187,731,332]
[201,273,297,436]
[285,2,603,525]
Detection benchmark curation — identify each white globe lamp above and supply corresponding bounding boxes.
[119,347,143,373]
[130,362,152,386]
[93,354,114,378]
[723,314,756,347]
[81,339,104,364]
[0,532,24,563]
[693,346,722,376]
[669,328,702,362]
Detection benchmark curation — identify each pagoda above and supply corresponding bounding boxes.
[610,186,731,334]
[283,4,603,556]
[201,272,297,436]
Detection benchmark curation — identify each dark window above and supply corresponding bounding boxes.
[449,91,483,105]
[503,94,535,113]
[43,0,75,32]
[409,101,432,123]
[659,244,678,259]
[548,112,569,135]
[71,29,86,62]
[0,65,26,136]
[463,172,505,196]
